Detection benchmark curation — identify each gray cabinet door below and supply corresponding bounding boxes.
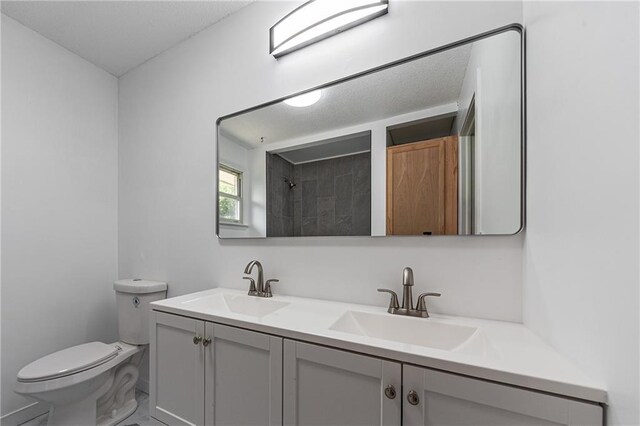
[204,323,283,426]
[150,311,205,426]
[283,340,401,426]
[403,365,603,426]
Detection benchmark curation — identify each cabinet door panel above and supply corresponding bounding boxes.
[150,311,205,426]
[284,340,401,426]
[204,323,282,426]
[403,366,602,426]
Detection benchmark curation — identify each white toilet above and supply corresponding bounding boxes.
[15,279,167,426]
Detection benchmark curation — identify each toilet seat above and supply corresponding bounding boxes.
[17,342,119,383]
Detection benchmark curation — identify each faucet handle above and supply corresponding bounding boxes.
[416,292,441,317]
[264,279,279,298]
[377,289,400,313]
[243,277,257,296]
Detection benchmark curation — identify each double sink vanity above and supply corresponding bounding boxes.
[150,24,606,426]
[149,264,606,426]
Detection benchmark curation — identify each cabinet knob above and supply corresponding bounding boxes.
[203,337,212,347]
[193,336,203,345]
[407,390,420,405]
[384,384,397,399]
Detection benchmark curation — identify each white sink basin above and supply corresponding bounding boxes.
[181,293,289,318]
[329,310,478,351]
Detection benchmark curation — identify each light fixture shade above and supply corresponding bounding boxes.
[283,90,322,107]
[270,0,389,58]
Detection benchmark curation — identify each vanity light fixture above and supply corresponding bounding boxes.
[270,0,389,58]
[283,89,322,107]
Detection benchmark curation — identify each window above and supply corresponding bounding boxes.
[218,165,243,224]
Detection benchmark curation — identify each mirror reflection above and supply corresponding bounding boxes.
[266,132,371,237]
[217,28,522,238]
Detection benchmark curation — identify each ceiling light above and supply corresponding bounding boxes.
[270,0,389,58]
[283,90,322,107]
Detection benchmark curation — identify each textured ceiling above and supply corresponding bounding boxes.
[1,1,252,76]
[220,43,472,147]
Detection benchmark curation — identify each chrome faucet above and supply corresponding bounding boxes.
[243,260,278,298]
[401,267,414,310]
[378,267,441,318]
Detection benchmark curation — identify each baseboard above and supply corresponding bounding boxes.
[0,402,48,426]
[136,377,149,394]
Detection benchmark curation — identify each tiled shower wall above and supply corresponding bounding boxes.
[267,152,371,237]
[266,153,294,237]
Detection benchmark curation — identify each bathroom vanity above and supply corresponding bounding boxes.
[149,289,606,426]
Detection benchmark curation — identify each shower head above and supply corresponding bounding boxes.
[283,177,296,189]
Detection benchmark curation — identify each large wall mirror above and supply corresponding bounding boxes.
[217,25,524,239]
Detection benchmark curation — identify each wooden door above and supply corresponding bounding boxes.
[150,311,205,426]
[403,366,603,426]
[283,340,401,426]
[386,137,458,235]
[204,323,282,426]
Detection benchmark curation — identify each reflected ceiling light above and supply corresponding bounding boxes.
[283,90,322,107]
[270,0,389,58]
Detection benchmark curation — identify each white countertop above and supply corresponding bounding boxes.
[151,288,607,404]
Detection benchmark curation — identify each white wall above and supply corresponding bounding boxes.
[1,15,119,421]
[457,30,521,234]
[118,1,524,323]
[522,2,639,425]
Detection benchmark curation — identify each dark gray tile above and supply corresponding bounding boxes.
[352,191,371,236]
[317,196,335,236]
[353,153,371,194]
[283,187,294,217]
[301,179,318,197]
[266,154,294,237]
[282,216,293,237]
[268,215,283,237]
[284,157,294,172]
[291,185,301,202]
[290,190,295,216]
[270,187,282,217]
[336,155,353,175]
[301,162,318,181]
[336,215,353,235]
[353,189,371,216]
[317,159,336,197]
[301,180,318,217]
[293,200,302,236]
[293,166,302,200]
[318,216,335,235]
[302,216,318,236]
[266,216,274,237]
[317,196,335,213]
[335,174,353,216]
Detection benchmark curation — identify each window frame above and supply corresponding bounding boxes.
[218,164,244,225]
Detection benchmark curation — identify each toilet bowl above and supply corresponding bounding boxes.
[15,279,167,426]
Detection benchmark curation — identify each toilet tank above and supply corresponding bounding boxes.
[114,279,167,345]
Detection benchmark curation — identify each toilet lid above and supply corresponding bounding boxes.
[17,342,119,382]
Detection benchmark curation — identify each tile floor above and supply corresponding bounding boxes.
[20,390,164,426]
